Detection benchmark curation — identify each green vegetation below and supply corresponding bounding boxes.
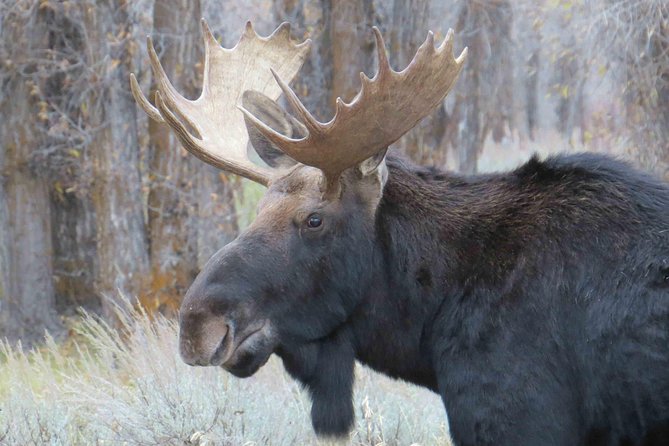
[235,178,267,230]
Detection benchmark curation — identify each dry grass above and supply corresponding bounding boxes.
[0,299,449,446]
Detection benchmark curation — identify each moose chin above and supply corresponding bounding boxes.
[131,20,669,446]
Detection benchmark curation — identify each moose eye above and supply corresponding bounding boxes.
[306,213,322,229]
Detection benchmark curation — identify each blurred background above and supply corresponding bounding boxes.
[1,0,668,351]
[1,1,668,444]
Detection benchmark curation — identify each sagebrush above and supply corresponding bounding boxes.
[0,299,449,445]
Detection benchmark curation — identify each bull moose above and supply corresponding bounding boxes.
[131,21,669,446]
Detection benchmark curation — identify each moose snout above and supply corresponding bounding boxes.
[178,313,232,367]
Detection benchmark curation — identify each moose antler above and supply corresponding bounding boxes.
[240,27,467,192]
[130,20,311,186]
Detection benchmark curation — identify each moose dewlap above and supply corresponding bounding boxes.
[131,20,669,446]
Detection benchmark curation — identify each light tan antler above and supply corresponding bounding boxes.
[240,27,467,192]
[130,20,311,186]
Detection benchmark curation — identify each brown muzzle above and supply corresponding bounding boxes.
[179,313,231,367]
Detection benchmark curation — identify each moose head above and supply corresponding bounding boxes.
[131,20,466,436]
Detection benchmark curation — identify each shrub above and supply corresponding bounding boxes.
[0,298,449,445]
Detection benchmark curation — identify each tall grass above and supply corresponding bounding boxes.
[0,299,449,445]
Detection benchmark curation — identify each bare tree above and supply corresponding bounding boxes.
[450,0,514,174]
[145,0,201,314]
[550,2,588,144]
[524,18,541,141]
[82,0,149,318]
[273,0,333,120]
[0,2,62,342]
[274,0,377,118]
[194,169,240,271]
[37,3,99,313]
[330,0,376,103]
[591,0,669,180]
[388,0,450,165]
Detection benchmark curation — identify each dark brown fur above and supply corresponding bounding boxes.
[180,151,669,446]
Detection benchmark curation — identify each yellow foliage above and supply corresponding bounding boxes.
[109,58,121,71]
[583,130,593,145]
[138,267,187,318]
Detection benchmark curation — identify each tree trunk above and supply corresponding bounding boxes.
[627,6,669,181]
[50,194,98,312]
[389,0,448,165]
[525,29,541,141]
[147,2,241,307]
[145,0,201,315]
[37,4,100,313]
[273,0,334,120]
[330,0,375,104]
[452,0,513,174]
[82,0,149,319]
[195,169,239,270]
[453,1,484,174]
[553,40,586,143]
[0,4,62,343]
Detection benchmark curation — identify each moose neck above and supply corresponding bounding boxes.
[348,156,466,392]
[275,156,472,434]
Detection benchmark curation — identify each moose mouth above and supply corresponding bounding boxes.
[215,320,274,377]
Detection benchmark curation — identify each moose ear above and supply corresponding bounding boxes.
[242,90,305,169]
[358,147,388,182]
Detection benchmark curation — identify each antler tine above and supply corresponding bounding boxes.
[243,26,467,193]
[146,36,199,118]
[456,46,468,64]
[200,18,219,92]
[269,68,323,134]
[439,28,454,53]
[154,92,197,155]
[129,20,311,185]
[371,27,391,79]
[129,73,163,122]
[269,21,291,39]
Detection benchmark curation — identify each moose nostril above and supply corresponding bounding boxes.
[180,339,203,367]
[179,315,231,367]
[209,328,232,366]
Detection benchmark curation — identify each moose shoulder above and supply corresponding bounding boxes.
[132,21,669,446]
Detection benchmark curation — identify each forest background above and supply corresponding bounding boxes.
[1,0,667,343]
